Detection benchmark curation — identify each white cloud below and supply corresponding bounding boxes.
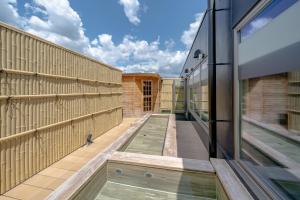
[24,0,90,53]
[119,0,141,25]
[248,18,271,35]
[181,12,204,48]
[87,34,188,76]
[24,2,47,15]
[0,0,24,27]
[0,0,187,77]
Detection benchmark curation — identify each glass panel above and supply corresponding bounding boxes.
[187,60,209,125]
[193,67,201,117]
[238,1,300,198]
[240,71,300,199]
[240,0,297,42]
[201,61,209,123]
[174,80,185,112]
[189,74,194,110]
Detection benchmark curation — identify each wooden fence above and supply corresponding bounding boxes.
[160,78,184,113]
[0,22,122,194]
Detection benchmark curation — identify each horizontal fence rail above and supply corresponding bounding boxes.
[0,23,123,194]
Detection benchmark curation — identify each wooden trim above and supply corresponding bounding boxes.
[0,92,122,100]
[0,68,121,85]
[142,80,152,112]
[109,151,214,173]
[0,106,122,143]
[123,73,160,79]
[163,114,177,157]
[211,159,254,200]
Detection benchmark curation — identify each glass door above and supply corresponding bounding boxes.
[143,80,152,112]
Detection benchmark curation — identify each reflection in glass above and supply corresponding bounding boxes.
[189,75,194,110]
[188,60,209,125]
[240,0,297,42]
[194,67,201,117]
[174,80,185,111]
[201,62,208,123]
[240,71,300,199]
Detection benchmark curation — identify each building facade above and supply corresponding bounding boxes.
[181,0,300,199]
[122,73,161,117]
[122,74,185,117]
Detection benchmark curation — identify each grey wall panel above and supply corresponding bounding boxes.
[238,1,300,79]
[232,0,260,27]
[216,65,233,121]
[238,1,300,66]
[217,122,234,158]
[215,0,231,10]
[239,41,300,79]
[215,9,233,64]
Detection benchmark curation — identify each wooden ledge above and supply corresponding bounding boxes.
[163,114,178,157]
[109,151,214,173]
[211,159,253,200]
[243,131,300,170]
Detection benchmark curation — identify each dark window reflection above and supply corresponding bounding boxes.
[240,0,297,42]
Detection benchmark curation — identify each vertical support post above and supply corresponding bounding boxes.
[208,0,217,158]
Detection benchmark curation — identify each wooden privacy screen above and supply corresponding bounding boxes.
[160,78,184,113]
[0,23,122,194]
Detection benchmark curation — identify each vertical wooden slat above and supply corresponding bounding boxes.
[0,136,6,194]
[5,140,11,192]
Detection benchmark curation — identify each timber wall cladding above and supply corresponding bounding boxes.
[0,23,122,194]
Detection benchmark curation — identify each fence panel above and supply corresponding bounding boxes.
[0,23,122,194]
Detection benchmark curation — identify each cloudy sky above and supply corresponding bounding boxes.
[0,0,206,77]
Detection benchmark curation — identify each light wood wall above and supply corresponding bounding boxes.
[122,75,160,117]
[243,74,287,124]
[0,22,122,194]
[288,71,300,133]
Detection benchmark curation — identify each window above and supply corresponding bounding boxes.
[236,1,300,199]
[239,0,297,42]
[187,59,209,125]
[143,80,152,112]
[200,62,208,123]
[188,74,194,110]
[194,67,201,116]
[240,71,300,199]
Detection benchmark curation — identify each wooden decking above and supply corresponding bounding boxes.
[0,118,139,200]
[125,116,169,155]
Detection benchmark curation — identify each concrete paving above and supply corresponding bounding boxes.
[176,120,209,160]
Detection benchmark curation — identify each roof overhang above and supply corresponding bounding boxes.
[122,73,161,79]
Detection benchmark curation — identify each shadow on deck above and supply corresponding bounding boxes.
[176,115,209,160]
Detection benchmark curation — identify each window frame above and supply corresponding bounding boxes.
[232,0,292,199]
[186,58,209,132]
[142,80,152,112]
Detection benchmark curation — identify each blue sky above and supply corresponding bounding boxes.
[0,0,206,77]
